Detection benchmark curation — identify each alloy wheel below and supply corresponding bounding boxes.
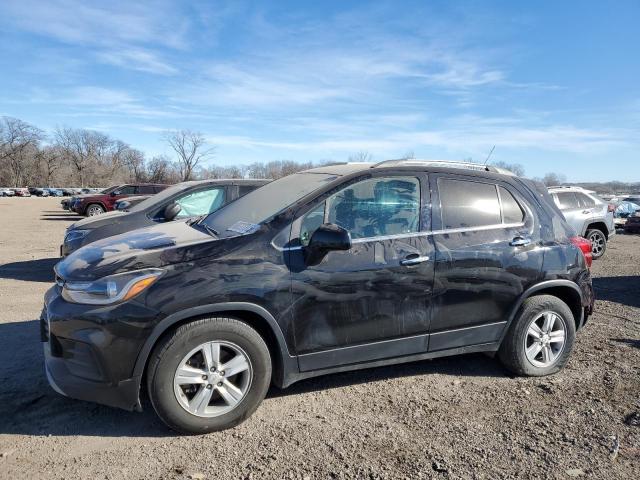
[588,230,605,257]
[524,311,567,368]
[87,205,103,216]
[173,341,252,418]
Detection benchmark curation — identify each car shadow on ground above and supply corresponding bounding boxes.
[610,338,640,349]
[0,257,59,282]
[0,319,509,438]
[593,275,640,308]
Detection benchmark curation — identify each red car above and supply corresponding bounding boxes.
[71,183,168,216]
[12,188,31,197]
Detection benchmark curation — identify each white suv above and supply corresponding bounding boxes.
[548,186,615,259]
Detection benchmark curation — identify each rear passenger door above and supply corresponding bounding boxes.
[429,175,543,352]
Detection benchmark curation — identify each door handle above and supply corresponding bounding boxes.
[509,236,531,247]
[400,255,430,266]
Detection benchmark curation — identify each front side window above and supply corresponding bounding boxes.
[322,177,420,239]
[439,178,501,229]
[300,203,326,246]
[175,188,225,218]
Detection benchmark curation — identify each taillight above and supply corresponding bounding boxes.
[570,236,592,268]
[607,203,616,213]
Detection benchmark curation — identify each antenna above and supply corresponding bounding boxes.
[484,145,496,165]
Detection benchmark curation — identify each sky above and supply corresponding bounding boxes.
[0,0,638,181]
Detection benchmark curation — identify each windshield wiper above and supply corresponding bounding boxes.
[199,222,219,237]
[185,214,218,236]
[186,214,206,226]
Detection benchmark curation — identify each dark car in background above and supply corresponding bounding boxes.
[44,160,594,433]
[61,179,269,256]
[28,187,50,197]
[71,183,168,216]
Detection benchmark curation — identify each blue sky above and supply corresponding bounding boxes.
[0,0,638,181]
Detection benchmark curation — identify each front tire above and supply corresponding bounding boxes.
[147,317,272,434]
[499,295,576,376]
[86,203,105,216]
[586,228,606,259]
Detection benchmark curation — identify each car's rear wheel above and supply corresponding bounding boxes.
[147,317,271,434]
[498,295,576,376]
[586,228,606,259]
[86,203,105,216]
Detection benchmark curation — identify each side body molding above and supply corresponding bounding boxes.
[131,302,298,388]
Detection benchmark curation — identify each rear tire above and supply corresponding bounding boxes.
[499,295,576,376]
[86,203,105,216]
[586,228,606,259]
[147,317,271,434]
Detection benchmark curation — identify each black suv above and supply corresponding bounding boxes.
[43,161,594,434]
[61,179,270,256]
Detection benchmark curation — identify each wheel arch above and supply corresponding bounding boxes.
[132,302,297,392]
[84,201,106,215]
[500,280,584,344]
[586,221,609,239]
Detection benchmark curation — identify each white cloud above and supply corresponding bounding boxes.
[96,49,178,76]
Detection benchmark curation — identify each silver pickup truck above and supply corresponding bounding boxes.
[548,186,615,259]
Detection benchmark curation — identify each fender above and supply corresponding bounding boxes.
[498,279,584,343]
[131,302,298,388]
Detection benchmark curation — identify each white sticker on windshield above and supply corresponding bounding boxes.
[227,221,260,235]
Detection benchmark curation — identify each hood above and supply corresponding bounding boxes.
[70,210,126,230]
[56,219,219,281]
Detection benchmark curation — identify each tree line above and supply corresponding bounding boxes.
[3,115,629,191]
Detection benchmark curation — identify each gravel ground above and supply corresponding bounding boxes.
[0,197,638,480]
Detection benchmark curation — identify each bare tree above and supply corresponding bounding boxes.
[55,127,112,186]
[348,150,372,163]
[164,130,215,181]
[542,172,567,186]
[491,161,525,177]
[123,148,147,182]
[36,145,62,186]
[146,155,180,184]
[0,117,44,187]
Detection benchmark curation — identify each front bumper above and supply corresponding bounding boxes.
[41,285,159,411]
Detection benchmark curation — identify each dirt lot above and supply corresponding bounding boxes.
[0,197,638,480]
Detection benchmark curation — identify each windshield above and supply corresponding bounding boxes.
[128,182,191,212]
[202,173,337,233]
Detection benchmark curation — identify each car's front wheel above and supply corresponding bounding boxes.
[86,203,105,216]
[147,317,272,434]
[498,295,576,376]
[586,228,607,259]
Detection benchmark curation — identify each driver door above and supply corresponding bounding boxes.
[287,174,435,371]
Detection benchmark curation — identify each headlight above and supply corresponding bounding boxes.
[64,229,90,244]
[61,269,164,305]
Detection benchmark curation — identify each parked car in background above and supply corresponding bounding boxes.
[45,188,64,197]
[622,195,640,205]
[61,179,269,256]
[114,195,151,211]
[548,186,615,259]
[12,188,30,197]
[70,183,168,216]
[0,188,15,197]
[28,187,50,197]
[614,201,640,229]
[45,160,594,433]
[60,188,77,196]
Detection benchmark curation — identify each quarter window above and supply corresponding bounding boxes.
[499,186,525,223]
[576,193,596,207]
[439,179,501,229]
[555,192,580,209]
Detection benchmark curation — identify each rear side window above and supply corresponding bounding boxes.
[439,179,501,229]
[576,193,596,207]
[138,185,155,194]
[118,185,136,195]
[555,192,580,209]
[499,186,524,223]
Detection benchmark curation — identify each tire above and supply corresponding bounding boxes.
[86,203,105,216]
[586,228,606,259]
[498,295,576,376]
[147,317,272,434]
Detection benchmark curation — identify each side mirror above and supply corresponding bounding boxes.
[116,200,131,211]
[163,202,182,221]
[305,223,351,265]
[110,191,120,197]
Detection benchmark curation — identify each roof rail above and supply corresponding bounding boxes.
[371,158,514,175]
